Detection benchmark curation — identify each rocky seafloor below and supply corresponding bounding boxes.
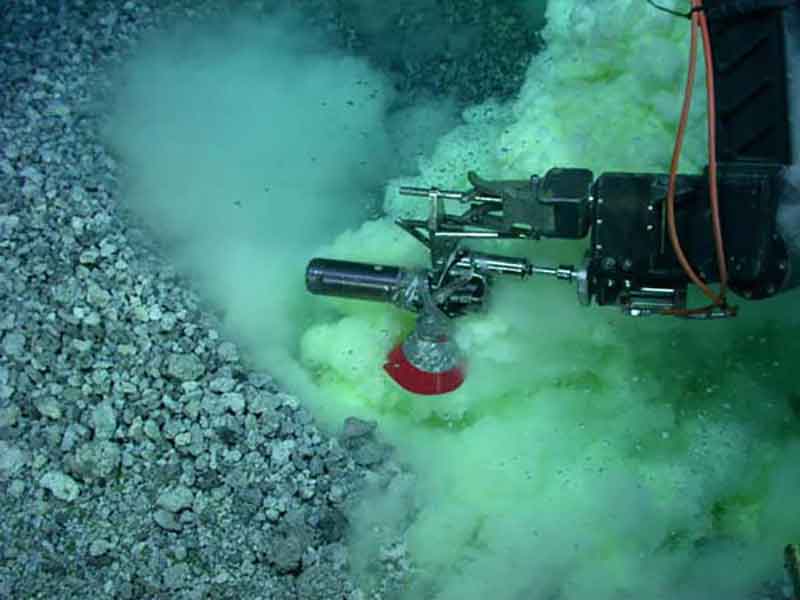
[0,1,539,598]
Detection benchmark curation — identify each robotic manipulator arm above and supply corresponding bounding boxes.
[304,0,800,394]
[306,164,797,320]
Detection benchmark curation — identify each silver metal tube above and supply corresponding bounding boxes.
[531,266,557,277]
[457,253,531,277]
[398,186,465,201]
[531,265,576,281]
[398,186,498,204]
[433,231,500,238]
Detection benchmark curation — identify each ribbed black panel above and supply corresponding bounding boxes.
[703,0,793,164]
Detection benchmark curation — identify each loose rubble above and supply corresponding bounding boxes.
[0,0,541,598]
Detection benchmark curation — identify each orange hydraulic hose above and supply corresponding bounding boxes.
[696,2,729,296]
[663,0,735,316]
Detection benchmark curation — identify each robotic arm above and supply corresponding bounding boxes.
[305,0,800,395]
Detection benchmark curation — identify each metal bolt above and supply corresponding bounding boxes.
[597,197,604,205]
[596,218,604,225]
[779,261,787,271]
[602,257,616,271]
[622,258,633,271]
[647,204,654,211]
[646,224,655,231]
[595,243,603,251]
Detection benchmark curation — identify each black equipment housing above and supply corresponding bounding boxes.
[587,0,799,307]
[305,0,800,321]
[588,165,788,306]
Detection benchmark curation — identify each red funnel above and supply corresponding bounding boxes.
[383,313,465,395]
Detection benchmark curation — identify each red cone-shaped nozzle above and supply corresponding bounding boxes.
[383,312,465,395]
[384,343,465,395]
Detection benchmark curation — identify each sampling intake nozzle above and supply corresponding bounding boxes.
[383,282,465,395]
[305,257,466,395]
